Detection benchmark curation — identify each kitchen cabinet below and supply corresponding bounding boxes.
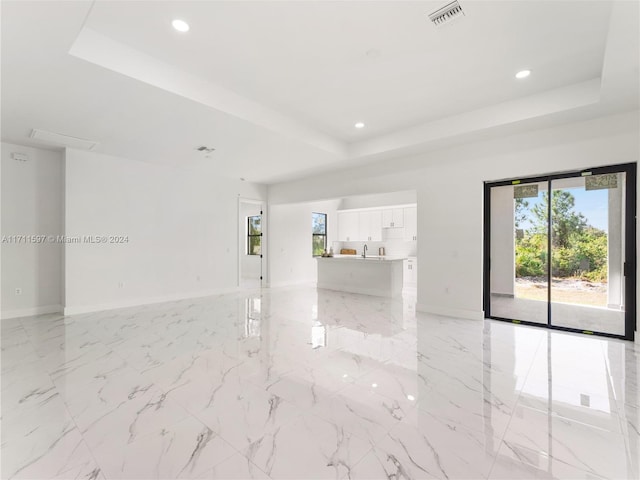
[317,256,405,298]
[403,207,417,241]
[382,208,404,228]
[337,211,359,241]
[339,204,415,240]
[358,210,382,241]
[404,257,418,288]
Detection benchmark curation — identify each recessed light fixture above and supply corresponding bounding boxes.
[407,394,416,401]
[354,122,365,129]
[515,69,531,79]
[172,19,190,33]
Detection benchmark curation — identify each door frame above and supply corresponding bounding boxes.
[483,162,636,341]
[238,197,265,288]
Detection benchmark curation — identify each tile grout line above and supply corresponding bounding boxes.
[484,327,546,479]
[19,314,109,479]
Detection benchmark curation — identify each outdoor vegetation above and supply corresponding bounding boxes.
[312,212,327,256]
[247,215,262,255]
[515,191,608,283]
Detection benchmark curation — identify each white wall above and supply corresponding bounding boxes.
[339,191,417,210]
[1,143,64,318]
[269,112,640,329]
[268,199,340,287]
[490,186,516,296]
[64,148,266,314]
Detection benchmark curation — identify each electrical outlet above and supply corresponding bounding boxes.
[118,282,124,289]
[15,288,22,295]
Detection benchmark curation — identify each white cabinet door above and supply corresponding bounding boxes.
[382,209,393,228]
[403,207,417,241]
[404,258,418,287]
[392,208,404,228]
[359,210,382,241]
[370,210,382,240]
[382,208,404,228]
[337,211,358,241]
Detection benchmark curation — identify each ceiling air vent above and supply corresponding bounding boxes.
[30,128,99,150]
[195,146,215,154]
[195,145,215,158]
[428,1,465,27]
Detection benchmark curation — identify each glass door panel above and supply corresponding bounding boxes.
[489,182,548,324]
[486,165,635,340]
[550,174,626,335]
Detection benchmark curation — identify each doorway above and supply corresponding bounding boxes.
[484,163,636,340]
[239,198,264,289]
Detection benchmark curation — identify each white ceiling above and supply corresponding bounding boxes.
[2,1,638,183]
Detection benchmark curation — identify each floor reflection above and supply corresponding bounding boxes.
[243,295,262,338]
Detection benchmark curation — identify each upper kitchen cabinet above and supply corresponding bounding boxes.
[382,208,404,228]
[337,210,359,241]
[359,210,382,241]
[338,204,416,241]
[403,207,417,241]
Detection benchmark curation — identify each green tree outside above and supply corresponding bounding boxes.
[515,191,607,282]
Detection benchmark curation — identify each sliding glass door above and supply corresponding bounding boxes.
[489,181,549,325]
[549,173,628,335]
[484,164,636,340]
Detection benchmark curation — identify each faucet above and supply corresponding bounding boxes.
[362,244,368,258]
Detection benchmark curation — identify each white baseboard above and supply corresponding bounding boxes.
[63,287,240,316]
[266,280,317,288]
[318,283,400,298]
[416,303,485,321]
[1,304,63,319]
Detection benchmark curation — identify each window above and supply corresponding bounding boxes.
[247,215,261,255]
[312,212,327,256]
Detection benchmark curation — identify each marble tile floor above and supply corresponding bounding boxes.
[490,294,625,336]
[1,285,639,479]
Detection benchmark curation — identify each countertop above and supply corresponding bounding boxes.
[316,255,407,262]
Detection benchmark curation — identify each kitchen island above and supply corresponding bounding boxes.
[316,255,405,298]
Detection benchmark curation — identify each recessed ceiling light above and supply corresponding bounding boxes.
[172,19,190,32]
[515,69,531,79]
[354,122,365,129]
